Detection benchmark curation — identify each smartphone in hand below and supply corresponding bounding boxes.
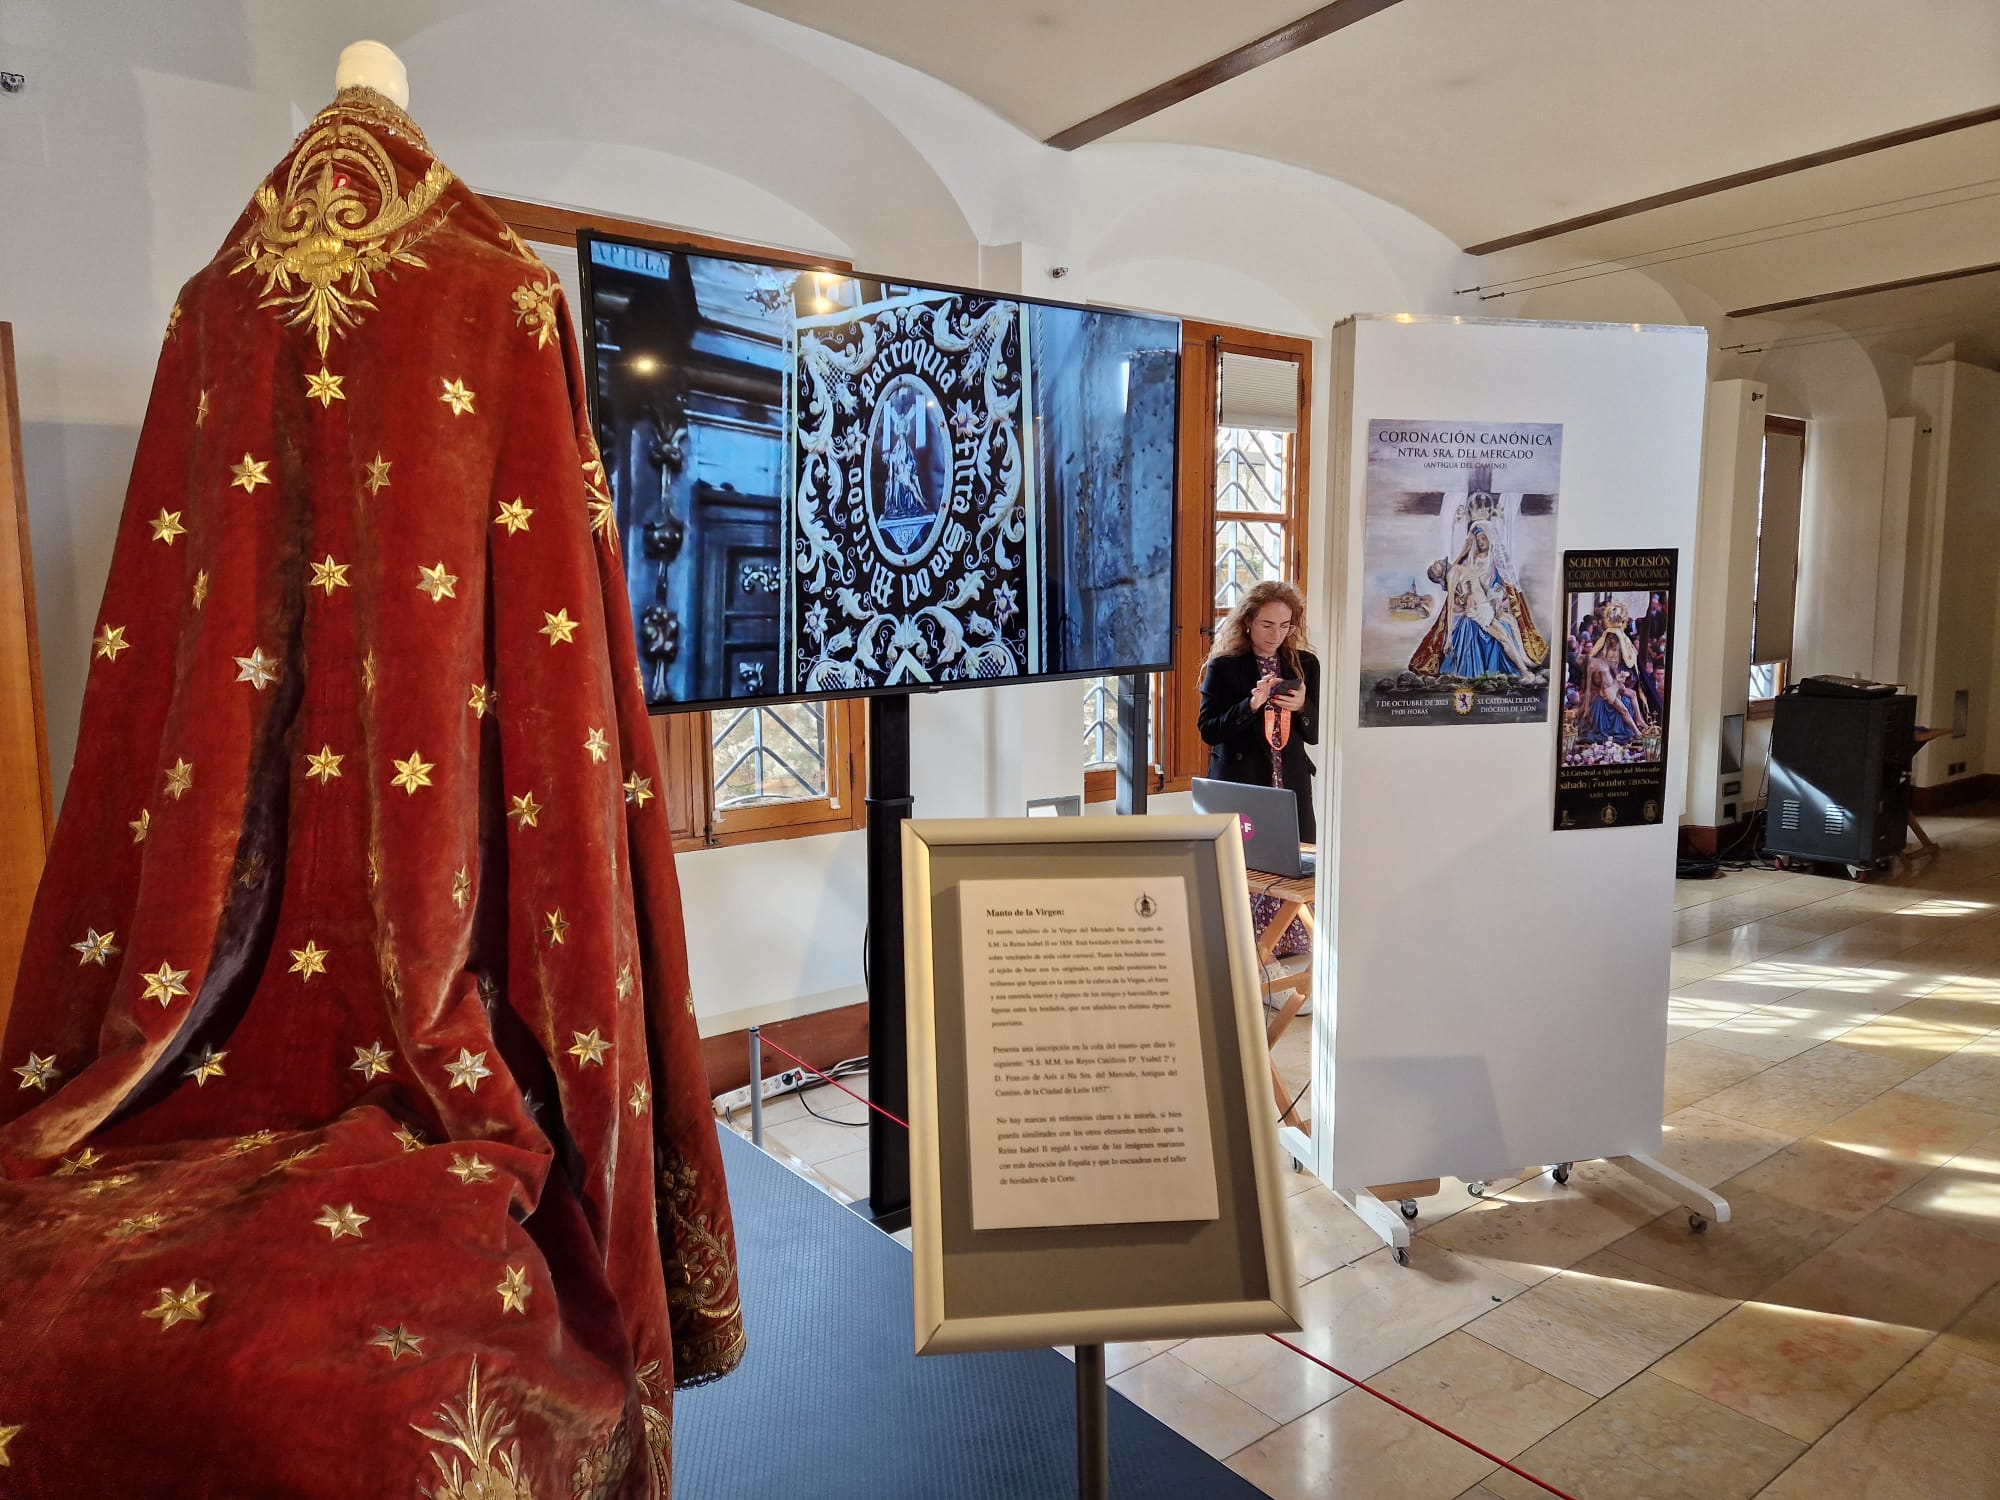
[1273,677,1303,697]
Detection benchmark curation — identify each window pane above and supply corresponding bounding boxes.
[1749,662,1782,702]
[1215,428,1289,515]
[711,703,829,809]
[1083,675,1118,770]
[1215,519,1286,610]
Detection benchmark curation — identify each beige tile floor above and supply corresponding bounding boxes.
[732,808,2000,1498]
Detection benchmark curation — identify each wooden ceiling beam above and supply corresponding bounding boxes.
[1728,260,2000,319]
[1044,0,1408,151]
[1464,103,2000,255]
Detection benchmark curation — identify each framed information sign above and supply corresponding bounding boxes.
[903,815,1299,1355]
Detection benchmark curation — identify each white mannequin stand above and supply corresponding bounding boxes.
[335,39,409,109]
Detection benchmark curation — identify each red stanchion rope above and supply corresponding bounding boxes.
[749,1034,1577,1500]
[1261,1334,1579,1500]
[755,1033,911,1130]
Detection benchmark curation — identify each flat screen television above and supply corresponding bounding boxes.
[578,231,1181,712]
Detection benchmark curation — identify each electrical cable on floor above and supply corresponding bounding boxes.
[749,1033,1580,1500]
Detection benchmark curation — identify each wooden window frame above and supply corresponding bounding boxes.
[1087,323,1313,803]
[1747,413,1806,719]
[487,195,867,851]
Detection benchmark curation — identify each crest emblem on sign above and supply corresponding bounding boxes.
[1452,688,1476,716]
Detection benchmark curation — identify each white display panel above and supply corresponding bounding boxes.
[1310,316,1708,1189]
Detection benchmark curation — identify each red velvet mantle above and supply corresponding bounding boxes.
[0,89,742,1496]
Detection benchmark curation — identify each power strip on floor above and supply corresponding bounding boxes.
[712,1068,809,1117]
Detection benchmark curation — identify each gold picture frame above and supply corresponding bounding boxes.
[903,814,1299,1355]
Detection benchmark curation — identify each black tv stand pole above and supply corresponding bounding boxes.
[865,692,913,1227]
[1116,673,1150,816]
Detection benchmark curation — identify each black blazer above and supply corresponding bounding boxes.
[1197,650,1320,844]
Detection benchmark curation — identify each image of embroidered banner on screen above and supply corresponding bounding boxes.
[580,232,1181,711]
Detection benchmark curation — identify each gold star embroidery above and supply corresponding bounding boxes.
[12,1053,58,1091]
[351,1041,393,1081]
[542,909,569,946]
[364,454,392,495]
[468,682,496,718]
[391,1126,425,1153]
[269,1145,324,1172]
[439,377,477,416]
[130,808,150,843]
[391,751,434,795]
[367,845,383,888]
[494,498,534,535]
[150,509,186,545]
[112,1212,167,1240]
[228,1130,279,1155]
[164,303,182,342]
[142,1281,210,1330]
[235,851,266,888]
[192,570,209,609]
[93,624,131,661]
[444,1048,491,1092]
[452,867,472,911]
[497,1265,530,1315]
[81,1172,137,1195]
[628,1080,650,1117]
[186,1048,227,1086]
[567,1028,611,1068]
[140,961,190,1007]
[308,554,351,594]
[416,561,458,603]
[229,453,272,493]
[312,1202,369,1241]
[304,745,343,784]
[164,758,194,800]
[447,1153,496,1186]
[507,791,542,830]
[304,367,346,407]
[54,1147,104,1176]
[72,928,120,967]
[539,609,579,645]
[361,651,377,691]
[369,1325,424,1360]
[288,941,329,982]
[583,727,609,764]
[195,388,210,428]
[616,963,634,1001]
[623,774,654,807]
[234,646,282,690]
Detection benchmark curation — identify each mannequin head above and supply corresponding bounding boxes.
[335,40,409,109]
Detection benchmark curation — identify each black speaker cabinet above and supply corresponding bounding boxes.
[1766,691,1916,866]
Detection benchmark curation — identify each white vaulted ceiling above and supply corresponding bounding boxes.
[741,0,2000,344]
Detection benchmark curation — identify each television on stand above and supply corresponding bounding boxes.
[577,231,1182,713]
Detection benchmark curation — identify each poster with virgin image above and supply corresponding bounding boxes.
[1553,550,1679,831]
[1358,420,1561,726]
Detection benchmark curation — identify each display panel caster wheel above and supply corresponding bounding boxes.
[1552,1162,1573,1185]
[1393,1246,1410,1266]
[1291,1158,1305,1174]
[1467,1180,1489,1199]
[1689,1212,1709,1234]
[1399,1199,1419,1220]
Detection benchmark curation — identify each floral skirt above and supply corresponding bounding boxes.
[1251,893,1312,959]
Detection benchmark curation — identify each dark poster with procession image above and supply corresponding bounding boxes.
[1554,550,1679,831]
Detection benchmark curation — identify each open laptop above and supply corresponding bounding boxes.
[1192,778,1317,878]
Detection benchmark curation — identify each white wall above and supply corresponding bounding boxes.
[1908,361,2000,783]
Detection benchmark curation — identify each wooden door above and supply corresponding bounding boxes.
[0,323,54,1032]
